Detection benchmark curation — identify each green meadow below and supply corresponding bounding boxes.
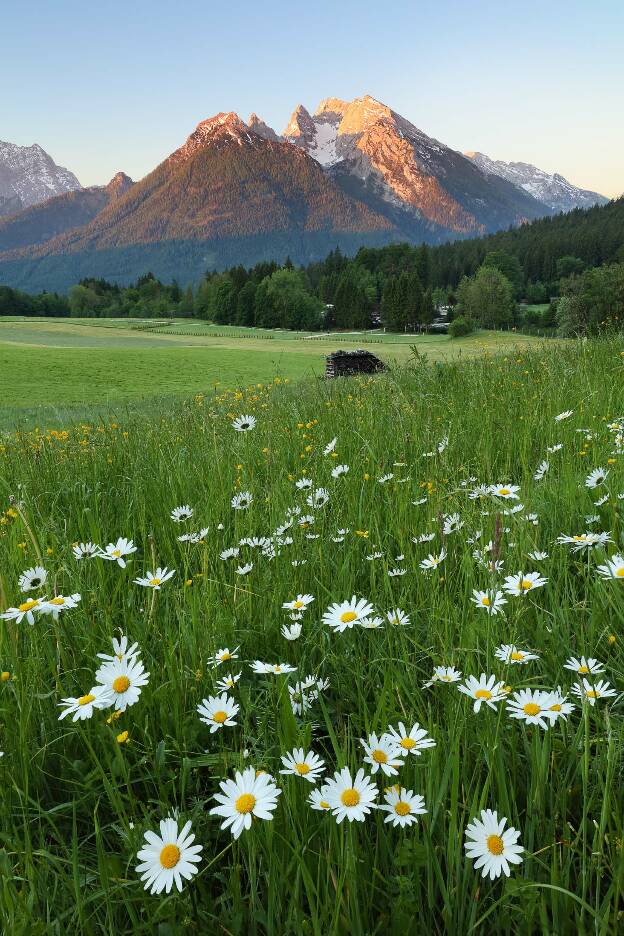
[0,335,622,934]
[1,317,547,426]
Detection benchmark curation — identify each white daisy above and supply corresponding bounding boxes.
[360,733,403,776]
[471,589,507,615]
[282,594,315,612]
[378,786,427,828]
[554,410,573,421]
[423,665,462,688]
[533,460,549,481]
[231,414,256,432]
[331,464,349,478]
[323,437,337,455]
[0,597,46,625]
[58,685,114,722]
[308,786,332,811]
[231,491,253,510]
[170,505,194,523]
[419,549,446,571]
[494,645,539,665]
[386,608,410,627]
[279,748,325,783]
[458,674,507,712]
[136,818,202,894]
[208,647,239,667]
[281,623,302,641]
[322,767,378,823]
[98,537,137,567]
[322,596,375,633]
[571,679,617,705]
[506,688,555,729]
[133,567,175,590]
[490,484,520,500]
[250,661,296,675]
[585,467,608,489]
[596,554,624,579]
[18,566,48,593]
[72,542,100,560]
[210,766,281,838]
[96,634,140,665]
[502,571,548,596]
[464,809,523,879]
[563,656,605,676]
[40,593,81,619]
[382,722,436,757]
[95,657,149,711]
[197,692,239,732]
[215,672,241,692]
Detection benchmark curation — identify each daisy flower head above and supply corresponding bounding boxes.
[322,596,375,633]
[72,542,100,561]
[382,721,436,757]
[295,477,313,490]
[197,692,239,732]
[95,657,149,711]
[280,748,325,783]
[309,786,332,811]
[170,505,193,523]
[58,684,114,722]
[596,554,624,580]
[210,766,281,839]
[136,818,202,895]
[585,467,608,489]
[97,633,140,665]
[282,594,314,612]
[490,484,520,500]
[306,487,329,509]
[423,665,462,688]
[543,687,575,720]
[506,689,555,730]
[322,767,378,823]
[251,661,296,675]
[40,593,81,619]
[235,563,253,576]
[98,537,137,567]
[494,645,539,665]
[458,674,507,713]
[231,414,256,433]
[323,437,337,455]
[379,786,427,828]
[360,732,403,776]
[563,656,604,676]
[133,567,175,590]
[503,571,548,596]
[215,672,241,692]
[419,549,446,571]
[533,460,549,481]
[471,589,507,615]
[331,464,349,478]
[386,608,410,626]
[231,491,253,511]
[527,550,549,561]
[464,809,523,879]
[281,623,302,641]
[555,410,573,421]
[571,679,617,705]
[18,566,47,593]
[1,597,46,625]
[208,647,239,667]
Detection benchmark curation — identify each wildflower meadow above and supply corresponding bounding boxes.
[0,338,623,934]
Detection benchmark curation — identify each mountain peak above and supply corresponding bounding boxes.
[172,112,250,162]
[247,113,280,142]
[0,139,81,211]
[283,104,315,139]
[105,172,134,197]
[314,97,349,118]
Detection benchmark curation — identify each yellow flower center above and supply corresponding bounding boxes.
[112,675,131,693]
[112,550,121,557]
[400,738,416,750]
[586,690,598,698]
[550,703,561,712]
[212,710,228,724]
[235,793,256,814]
[481,596,491,606]
[295,763,311,775]
[159,844,181,869]
[486,834,504,855]
[475,689,492,700]
[319,800,329,809]
[18,600,39,612]
[78,693,95,706]
[293,601,304,609]
[372,749,388,763]
[394,801,411,816]
[520,579,533,590]
[615,567,624,578]
[149,578,161,586]
[499,488,510,496]
[523,702,541,716]
[49,597,65,605]
[220,653,232,661]
[578,665,589,674]
[340,611,357,623]
[341,788,360,807]
[573,535,587,541]
[510,652,524,661]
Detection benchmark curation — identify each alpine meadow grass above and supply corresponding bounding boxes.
[0,337,623,935]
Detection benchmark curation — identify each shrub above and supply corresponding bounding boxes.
[448,315,474,337]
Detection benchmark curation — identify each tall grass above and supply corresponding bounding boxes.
[0,338,622,934]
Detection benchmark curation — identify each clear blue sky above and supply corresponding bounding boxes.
[3,0,622,196]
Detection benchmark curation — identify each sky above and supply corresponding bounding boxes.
[2,0,623,196]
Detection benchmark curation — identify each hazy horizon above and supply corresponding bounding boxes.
[3,0,623,197]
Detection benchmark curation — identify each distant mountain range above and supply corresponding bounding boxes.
[464,151,608,213]
[0,96,610,291]
[0,141,81,218]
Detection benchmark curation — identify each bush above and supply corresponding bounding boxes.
[448,315,474,337]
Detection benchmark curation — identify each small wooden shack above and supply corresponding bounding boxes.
[325,349,387,379]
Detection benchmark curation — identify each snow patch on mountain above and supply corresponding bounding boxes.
[0,141,81,212]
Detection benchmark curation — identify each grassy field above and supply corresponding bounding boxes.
[0,317,549,426]
[0,337,622,934]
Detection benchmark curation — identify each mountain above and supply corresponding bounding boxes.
[0,141,81,216]
[0,113,399,290]
[465,151,609,213]
[282,96,548,236]
[0,172,133,253]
